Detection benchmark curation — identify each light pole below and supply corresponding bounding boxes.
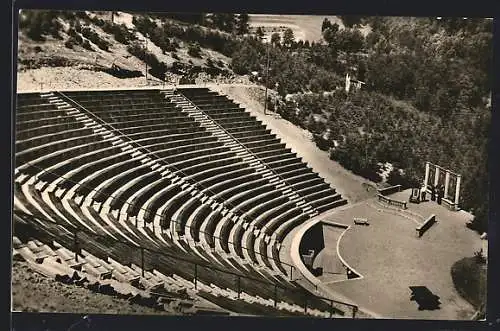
[142,36,148,84]
[264,41,271,115]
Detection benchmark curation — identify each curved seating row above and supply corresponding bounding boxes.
[14,90,347,317]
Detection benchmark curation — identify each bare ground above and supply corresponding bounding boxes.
[11,260,172,315]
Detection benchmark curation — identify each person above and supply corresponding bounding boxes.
[430,184,436,201]
[437,184,444,204]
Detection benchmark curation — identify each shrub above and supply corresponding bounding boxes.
[82,39,94,51]
[187,43,202,58]
[451,256,487,309]
[64,39,74,49]
[102,22,135,45]
[81,26,110,51]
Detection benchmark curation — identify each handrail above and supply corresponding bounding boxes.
[23,160,297,272]
[12,208,357,317]
[171,89,320,216]
[56,91,311,230]
[56,92,268,222]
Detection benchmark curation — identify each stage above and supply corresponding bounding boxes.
[311,189,482,319]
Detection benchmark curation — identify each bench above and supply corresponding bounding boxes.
[353,218,369,226]
[416,214,436,237]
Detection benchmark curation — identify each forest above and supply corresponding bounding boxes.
[18,12,492,233]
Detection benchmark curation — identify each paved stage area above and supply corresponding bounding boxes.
[310,190,482,319]
[221,86,486,319]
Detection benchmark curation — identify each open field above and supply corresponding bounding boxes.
[249,14,371,43]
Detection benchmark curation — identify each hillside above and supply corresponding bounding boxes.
[12,261,173,315]
[17,10,240,91]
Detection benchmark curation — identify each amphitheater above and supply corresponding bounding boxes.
[12,85,482,319]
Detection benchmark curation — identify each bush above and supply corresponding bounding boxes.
[102,22,135,45]
[451,256,487,310]
[81,26,110,51]
[64,39,74,49]
[187,43,202,58]
[126,42,167,80]
[313,134,332,151]
[101,65,143,79]
[82,39,93,51]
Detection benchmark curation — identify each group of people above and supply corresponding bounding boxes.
[429,184,445,205]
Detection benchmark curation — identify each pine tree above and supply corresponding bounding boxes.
[255,26,265,40]
[237,13,250,34]
[283,28,295,48]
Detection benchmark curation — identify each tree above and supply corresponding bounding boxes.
[237,13,250,34]
[322,23,340,45]
[283,28,295,48]
[270,32,281,46]
[321,18,332,32]
[187,43,202,58]
[231,40,261,74]
[255,26,265,40]
[211,13,236,32]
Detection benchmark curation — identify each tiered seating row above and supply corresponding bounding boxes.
[14,90,349,317]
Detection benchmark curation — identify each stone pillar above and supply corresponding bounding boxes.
[444,171,450,199]
[434,166,440,187]
[455,175,461,208]
[423,162,430,190]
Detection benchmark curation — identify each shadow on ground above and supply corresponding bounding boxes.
[409,286,441,311]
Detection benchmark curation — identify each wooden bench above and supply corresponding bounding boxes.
[416,214,436,237]
[353,218,369,225]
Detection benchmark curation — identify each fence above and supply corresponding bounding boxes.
[13,208,358,318]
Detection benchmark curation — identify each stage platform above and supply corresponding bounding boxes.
[295,189,483,319]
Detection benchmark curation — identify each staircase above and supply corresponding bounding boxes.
[161,89,318,219]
